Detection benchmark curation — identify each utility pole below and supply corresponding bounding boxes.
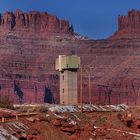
[87,66,94,104]
[80,67,83,113]
[88,72,92,104]
[34,84,37,103]
[138,90,140,106]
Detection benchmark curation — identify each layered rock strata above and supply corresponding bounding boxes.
[0,9,139,105]
[112,9,140,38]
[0,9,73,35]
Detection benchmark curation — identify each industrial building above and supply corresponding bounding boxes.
[56,55,80,105]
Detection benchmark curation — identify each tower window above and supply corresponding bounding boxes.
[62,75,64,80]
[63,88,64,93]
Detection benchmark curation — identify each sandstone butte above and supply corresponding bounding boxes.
[0,9,140,105]
[0,9,73,35]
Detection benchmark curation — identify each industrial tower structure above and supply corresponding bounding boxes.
[56,55,80,105]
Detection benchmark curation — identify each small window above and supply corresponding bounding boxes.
[62,75,64,80]
[63,88,64,93]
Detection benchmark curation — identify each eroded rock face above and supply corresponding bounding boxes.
[0,9,74,34]
[2,12,15,30]
[111,9,140,39]
[0,9,140,105]
[118,9,140,31]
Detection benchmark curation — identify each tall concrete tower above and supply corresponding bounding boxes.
[56,55,80,105]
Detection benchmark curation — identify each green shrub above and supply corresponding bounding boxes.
[0,95,14,109]
[37,106,48,113]
[16,106,28,113]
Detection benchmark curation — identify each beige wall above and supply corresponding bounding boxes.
[60,71,78,105]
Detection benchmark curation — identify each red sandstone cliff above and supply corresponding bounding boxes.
[0,9,140,105]
[118,9,140,31]
[111,9,140,38]
[0,9,74,35]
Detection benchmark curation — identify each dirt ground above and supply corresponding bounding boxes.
[13,106,140,140]
[2,105,140,140]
